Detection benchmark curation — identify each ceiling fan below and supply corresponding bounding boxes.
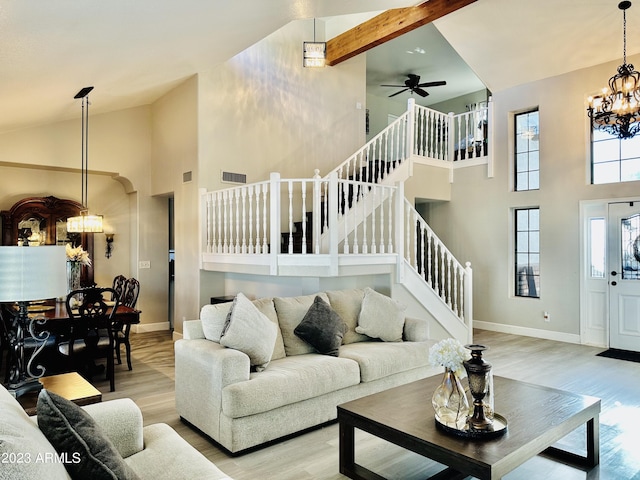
[381,74,446,98]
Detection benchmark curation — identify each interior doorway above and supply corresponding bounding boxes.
[168,197,175,331]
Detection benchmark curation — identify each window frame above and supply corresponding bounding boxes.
[514,108,540,192]
[514,206,540,298]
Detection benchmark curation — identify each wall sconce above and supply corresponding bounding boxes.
[105,233,114,259]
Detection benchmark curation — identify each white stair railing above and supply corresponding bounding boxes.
[413,103,489,163]
[326,110,411,183]
[403,198,472,323]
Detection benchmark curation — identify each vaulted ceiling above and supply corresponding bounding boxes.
[1,0,638,134]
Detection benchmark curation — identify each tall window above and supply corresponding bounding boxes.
[515,207,540,298]
[515,109,539,191]
[591,128,640,184]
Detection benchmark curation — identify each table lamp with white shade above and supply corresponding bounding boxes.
[0,246,67,398]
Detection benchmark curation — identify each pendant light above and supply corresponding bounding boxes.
[587,1,640,139]
[67,86,103,233]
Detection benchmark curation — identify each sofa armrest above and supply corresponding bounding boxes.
[182,319,205,340]
[82,398,144,459]
[403,316,430,342]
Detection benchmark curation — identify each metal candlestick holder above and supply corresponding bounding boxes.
[463,344,494,431]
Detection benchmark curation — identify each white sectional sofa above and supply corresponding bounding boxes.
[0,383,231,480]
[175,287,440,454]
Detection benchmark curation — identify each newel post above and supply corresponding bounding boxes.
[199,188,207,269]
[312,169,321,254]
[447,111,455,183]
[406,97,415,159]
[464,261,473,343]
[395,181,405,283]
[269,172,281,275]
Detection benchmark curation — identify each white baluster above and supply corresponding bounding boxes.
[447,257,453,308]
[234,189,240,254]
[426,230,432,285]
[241,187,247,254]
[453,262,459,316]
[222,191,228,254]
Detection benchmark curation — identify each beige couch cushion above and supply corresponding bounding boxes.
[355,287,406,342]
[339,341,431,382]
[220,293,278,371]
[221,354,360,418]
[326,288,370,344]
[201,297,285,361]
[274,293,329,356]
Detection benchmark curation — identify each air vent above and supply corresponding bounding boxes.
[182,171,192,183]
[221,171,247,184]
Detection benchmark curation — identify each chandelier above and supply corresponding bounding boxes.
[588,1,640,139]
[67,86,103,233]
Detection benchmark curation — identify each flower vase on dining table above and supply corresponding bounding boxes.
[66,260,82,302]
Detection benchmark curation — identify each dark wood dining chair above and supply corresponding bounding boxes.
[112,274,127,301]
[59,287,119,391]
[113,277,139,370]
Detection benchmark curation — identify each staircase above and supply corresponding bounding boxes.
[200,99,492,344]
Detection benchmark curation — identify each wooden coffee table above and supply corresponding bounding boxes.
[338,375,600,480]
[18,372,102,415]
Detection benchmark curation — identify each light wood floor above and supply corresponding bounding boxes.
[90,330,640,480]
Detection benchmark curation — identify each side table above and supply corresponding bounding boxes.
[17,372,102,415]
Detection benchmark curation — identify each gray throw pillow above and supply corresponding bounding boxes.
[37,389,140,480]
[220,292,278,371]
[355,287,406,342]
[294,296,348,356]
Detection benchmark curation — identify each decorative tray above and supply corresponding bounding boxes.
[435,413,508,440]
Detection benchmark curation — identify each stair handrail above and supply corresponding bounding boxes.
[324,109,411,184]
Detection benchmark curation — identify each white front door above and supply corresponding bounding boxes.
[608,201,640,351]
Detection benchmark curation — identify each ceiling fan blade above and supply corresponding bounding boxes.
[389,88,409,98]
[380,84,406,87]
[413,88,429,97]
[417,81,447,87]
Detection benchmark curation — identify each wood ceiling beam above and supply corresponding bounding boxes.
[325,0,477,67]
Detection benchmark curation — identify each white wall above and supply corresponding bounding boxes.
[425,53,640,338]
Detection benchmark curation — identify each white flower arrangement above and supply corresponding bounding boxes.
[429,338,469,375]
[66,243,92,267]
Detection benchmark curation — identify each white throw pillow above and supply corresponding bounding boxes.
[355,287,406,342]
[220,293,278,371]
[200,302,233,342]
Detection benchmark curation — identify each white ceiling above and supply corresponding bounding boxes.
[1,0,639,134]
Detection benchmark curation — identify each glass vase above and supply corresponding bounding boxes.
[432,368,470,430]
[67,260,82,293]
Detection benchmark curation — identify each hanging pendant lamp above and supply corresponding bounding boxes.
[67,86,103,233]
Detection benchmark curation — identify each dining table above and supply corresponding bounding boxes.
[1,299,141,392]
[26,299,140,326]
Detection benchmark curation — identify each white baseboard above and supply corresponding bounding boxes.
[473,320,581,345]
[131,321,171,334]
